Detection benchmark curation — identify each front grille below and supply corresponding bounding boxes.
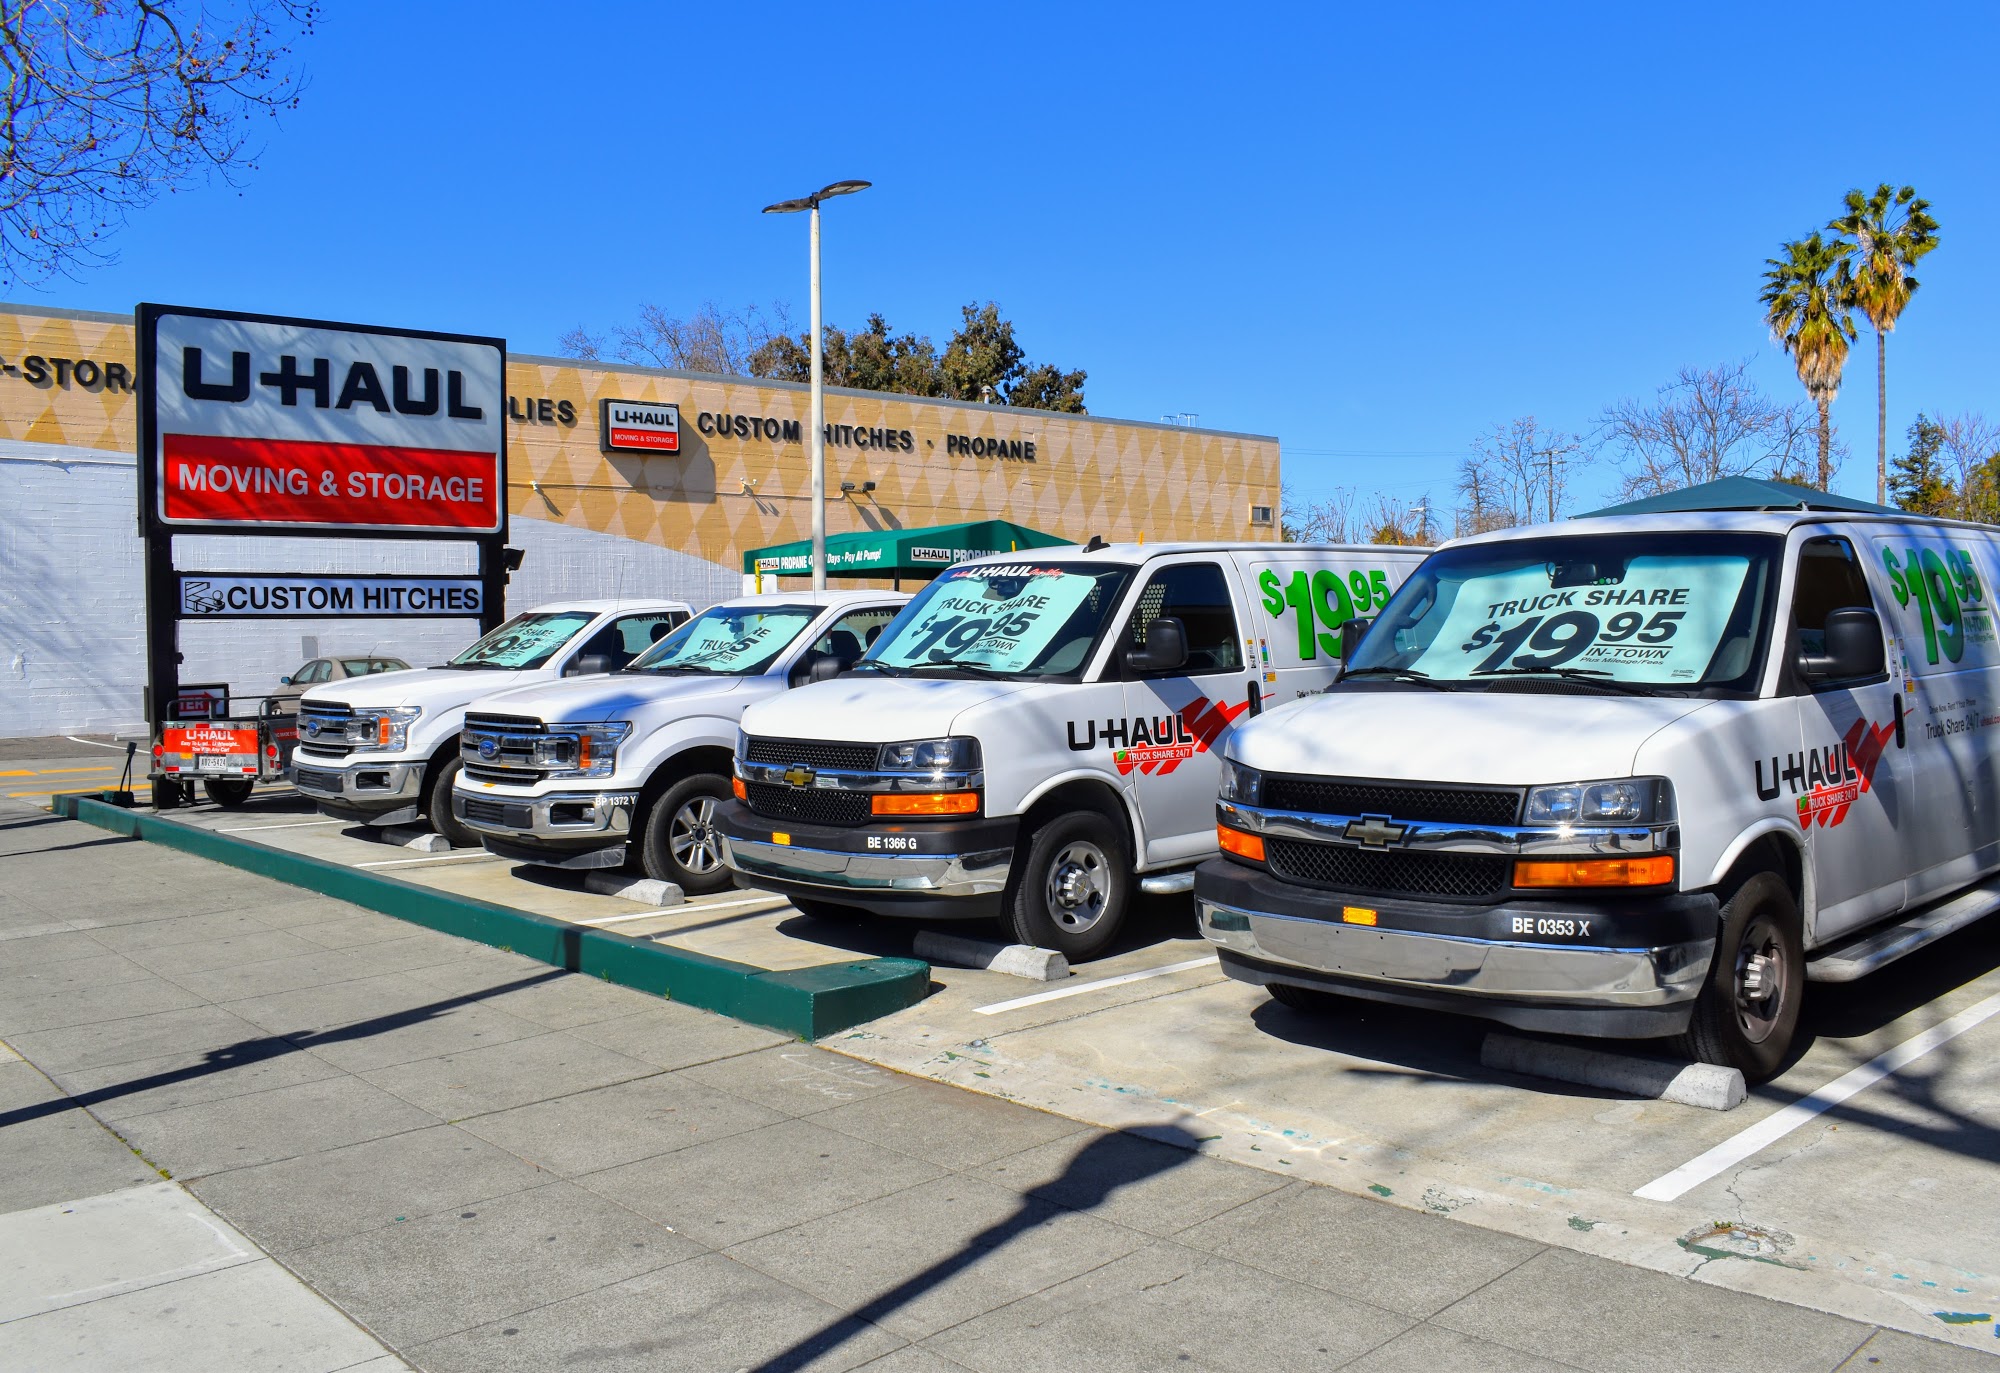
[465,713,544,734]
[462,713,550,781]
[462,764,522,785]
[296,702,358,758]
[293,765,345,793]
[1265,838,1512,903]
[745,781,872,826]
[461,798,533,829]
[744,737,879,771]
[1262,775,1522,826]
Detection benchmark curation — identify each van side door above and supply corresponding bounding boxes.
[1117,558,1258,864]
[1244,552,1411,708]
[1786,533,1913,940]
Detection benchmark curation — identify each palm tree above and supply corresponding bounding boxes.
[1761,233,1855,488]
[1831,184,1940,503]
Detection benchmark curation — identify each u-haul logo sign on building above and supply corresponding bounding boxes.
[601,399,680,454]
[141,305,506,534]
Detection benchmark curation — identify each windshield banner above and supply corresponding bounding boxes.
[1409,555,1750,681]
[871,568,1096,672]
[650,612,814,673]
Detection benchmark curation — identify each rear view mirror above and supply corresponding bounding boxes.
[565,654,613,677]
[1125,616,1189,674]
[1797,606,1885,683]
[1338,616,1375,663]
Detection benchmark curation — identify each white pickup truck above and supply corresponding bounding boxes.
[292,599,690,844]
[717,541,1425,958]
[449,590,908,891]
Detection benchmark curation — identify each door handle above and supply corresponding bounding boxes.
[1246,679,1262,716]
[1894,692,1906,749]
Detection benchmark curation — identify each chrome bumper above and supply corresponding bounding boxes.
[1199,898,1714,1007]
[292,755,425,824]
[452,788,637,842]
[720,836,1011,898]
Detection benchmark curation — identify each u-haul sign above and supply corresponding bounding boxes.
[601,399,680,454]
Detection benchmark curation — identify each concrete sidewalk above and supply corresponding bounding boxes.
[0,797,1984,1371]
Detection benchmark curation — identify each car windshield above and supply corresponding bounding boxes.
[447,611,596,670]
[864,562,1135,679]
[628,605,821,675]
[1347,531,1781,695]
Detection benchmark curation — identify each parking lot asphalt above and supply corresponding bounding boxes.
[5,779,1998,1367]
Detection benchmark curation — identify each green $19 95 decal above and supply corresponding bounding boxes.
[1259,567,1391,660]
[1881,543,1986,666]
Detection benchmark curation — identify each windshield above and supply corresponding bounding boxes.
[447,611,596,670]
[628,604,820,675]
[864,562,1135,678]
[1348,532,1781,695]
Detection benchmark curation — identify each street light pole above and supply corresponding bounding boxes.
[763,179,871,590]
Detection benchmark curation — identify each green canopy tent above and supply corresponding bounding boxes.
[742,519,1070,584]
[1584,477,1900,519]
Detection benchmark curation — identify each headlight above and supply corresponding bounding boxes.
[878,737,981,772]
[538,722,632,779]
[1218,757,1263,806]
[347,706,421,752]
[1525,777,1674,826]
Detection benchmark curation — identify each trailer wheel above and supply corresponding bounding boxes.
[425,756,478,849]
[1677,872,1803,1083]
[1267,981,1341,1014]
[1006,809,1133,962]
[202,778,253,809]
[638,773,734,895]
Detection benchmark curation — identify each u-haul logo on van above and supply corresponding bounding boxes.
[601,400,680,454]
[1068,693,1252,776]
[1754,714,1897,829]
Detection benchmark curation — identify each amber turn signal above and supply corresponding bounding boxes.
[1217,824,1265,862]
[731,776,747,801]
[871,791,979,817]
[1512,855,1675,888]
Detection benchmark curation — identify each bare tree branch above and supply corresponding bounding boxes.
[1597,362,1822,499]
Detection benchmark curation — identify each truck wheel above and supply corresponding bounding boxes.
[639,774,734,895]
[1676,872,1803,1083]
[1006,810,1132,961]
[1268,981,1341,1014]
[202,778,254,809]
[425,757,478,849]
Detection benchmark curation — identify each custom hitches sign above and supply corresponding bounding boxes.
[601,399,681,454]
[139,305,506,534]
[177,573,485,619]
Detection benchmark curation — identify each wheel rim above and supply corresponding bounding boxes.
[1732,911,1789,1044]
[669,796,722,875]
[1045,840,1111,933]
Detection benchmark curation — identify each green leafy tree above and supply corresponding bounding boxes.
[1831,184,1941,503]
[1888,413,1954,516]
[1760,232,1855,489]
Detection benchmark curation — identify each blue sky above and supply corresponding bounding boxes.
[27,1,2000,514]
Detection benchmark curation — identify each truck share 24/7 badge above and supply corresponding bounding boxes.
[143,306,506,534]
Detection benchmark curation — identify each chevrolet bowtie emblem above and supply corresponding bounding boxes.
[782,765,815,787]
[1342,814,1409,847]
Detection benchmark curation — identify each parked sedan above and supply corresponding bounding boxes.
[268,655,411,708]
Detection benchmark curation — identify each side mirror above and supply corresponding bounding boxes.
[278,676,292,685]
[1125,616,1189,674]
[789,651,844,687]
[1797,606,1885,682]
[1338,616,1375,663]
[564,654,613,678]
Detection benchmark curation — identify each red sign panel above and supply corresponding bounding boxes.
[601,400,680,453]
[163,725,259,756]
[161,434,500,530]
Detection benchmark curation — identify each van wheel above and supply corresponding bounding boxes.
[1268,981,1340,1014]
[1677,872,1803,1083]
[639,774,734,895]
[425,756,477,849]
[202,778,253,809]
[1006,810,1132,962]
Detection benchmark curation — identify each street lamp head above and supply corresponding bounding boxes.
[816,179,872,199]
[761,197,814,215]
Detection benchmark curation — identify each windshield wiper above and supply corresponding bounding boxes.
[847,660,907,677]
[914,657,1018,679]
[1339,666,1456,691]
[1472,666,1661,696]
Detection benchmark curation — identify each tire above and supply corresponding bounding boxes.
[1676,872,1804,1083]
[786,895,868,923]
[1005,809,1133,962]
[425,755,478,849]
[202,778,254,809]
[638,773,734,895]
[1268,981,1340,1014]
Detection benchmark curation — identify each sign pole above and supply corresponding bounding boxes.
[809,202,826,591]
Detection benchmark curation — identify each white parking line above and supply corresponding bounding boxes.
[64,736,129,752]
[356,852,500,869]
[1634,986,2000,1202]
[218,819,346,833]
[572,894,789,927]
[973,956,1217,1015]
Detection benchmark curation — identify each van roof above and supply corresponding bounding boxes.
[1446,507,1978,549]
[523,599,693,614]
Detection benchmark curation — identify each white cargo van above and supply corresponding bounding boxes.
[717,542,1426,957]
[293,599,691,844]
[1196,508,2000,1079]
[449,590,908,891]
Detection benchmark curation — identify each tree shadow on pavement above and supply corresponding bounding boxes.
[750,1123,1205,1372]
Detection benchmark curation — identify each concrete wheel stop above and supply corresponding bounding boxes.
[1480,1032,1747,1111]
[361,823,454,853]
[581,873,684,906]
[913,930,1069,982]
[53,793,926,1041]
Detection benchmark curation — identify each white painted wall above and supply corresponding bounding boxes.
[0,439,741,736]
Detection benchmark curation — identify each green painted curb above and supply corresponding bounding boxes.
[52,793,930,1040]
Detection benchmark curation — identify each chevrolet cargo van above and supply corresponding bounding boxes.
[1196,509,2000,1079]
[449,590,908,891]
[293,599,691,844]
[716,542,1425,958]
